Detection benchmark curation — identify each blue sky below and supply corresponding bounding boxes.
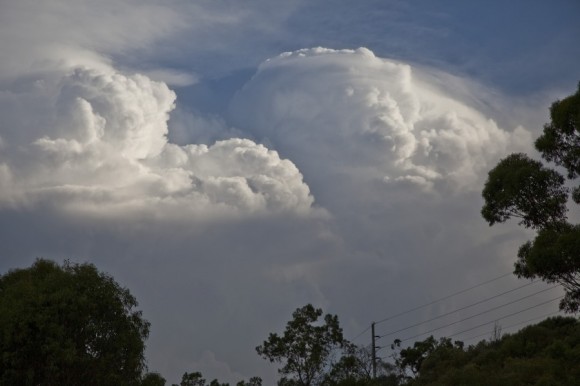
[1,1,579,384]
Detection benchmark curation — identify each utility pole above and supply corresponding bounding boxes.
[371,322,377,379]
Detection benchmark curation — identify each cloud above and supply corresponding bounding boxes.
[0,2,560,382]
[139,69,198,87]
[0,0,190,79]
[229,47,530,192]
[0,65,315,217]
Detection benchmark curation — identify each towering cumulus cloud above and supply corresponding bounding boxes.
[0,0,317,219]
[0,65,314,216]
[230,48,530,191]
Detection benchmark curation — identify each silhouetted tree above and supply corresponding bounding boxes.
[142,372,167,386]
[236,377,263,386]
[482,83,580,312]
[398,317,580,385]
[256,304,346,386]
[179,372,206,386]
[0,259,150,386]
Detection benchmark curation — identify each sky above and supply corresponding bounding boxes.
[1,0,579,384]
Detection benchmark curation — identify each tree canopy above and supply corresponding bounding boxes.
[166,371,262,386]
[142,372,168,386]
[397,316,580,385]
[2,256,577,386]
[256,304,399,386]
[481,83,580,312]
[256,304,347,386]
[481,153,568,229]
[0,259,150,386]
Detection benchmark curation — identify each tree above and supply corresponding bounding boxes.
[324,343,400,386]
[179,372,207,386]
[481,153,568,229]
[481,83,580,312]
[236,377,263,386]
[396,317,580,385]
[256,304,347,386]
[0,259,150,386]
[169,371,261,386]
[324,343,373,384]
[209,379,230,386]
[392,336,439,378]
[142,372,167,386]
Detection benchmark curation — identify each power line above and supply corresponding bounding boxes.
[350,325,372,342]
[378,309,566,361]
[389,287,559,344]
[394,295,563,345]
[377,309,564,361]
[460,310,563,343]
[377,281,547,340]
[374,272,513,325]
[350,271,513,342]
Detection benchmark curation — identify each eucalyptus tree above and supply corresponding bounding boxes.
[256,304,347,386]
[482,83,580,312]
[0,259,150,386]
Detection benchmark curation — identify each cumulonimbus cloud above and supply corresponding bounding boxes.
[229,47,532,191]
[0,44,532,219]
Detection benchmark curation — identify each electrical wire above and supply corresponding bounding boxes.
[350,271,514,342]
[378,309,566,360]
[378,283,554,340]
[374,272,513,325]
[459,310,563,343]
[394,295,563,345]
[350,325,372,342]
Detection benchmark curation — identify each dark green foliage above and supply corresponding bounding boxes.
[0,259,150,386]
[256,304,346,386]
[170,371,261,386]
[323,343,400,386]
[179,372,205,386]
[516,224,580,312]
[401,317,580,386]
[481,153,568,230]
[395,336,437,377]
[327,375,400,386]
[256,305,400,386]
[236,376,263,386]
[208,379,230,386]
[535,83,580,179]
[481,83,580,311]
[324,343,373,384]
[142,372,167,386]
[392,336,465,382]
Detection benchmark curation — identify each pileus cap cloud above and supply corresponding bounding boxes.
[230,47,530,190]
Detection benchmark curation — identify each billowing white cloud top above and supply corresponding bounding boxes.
[230,47,530,191]
[0,46,531,218]
[0,66,314,216]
